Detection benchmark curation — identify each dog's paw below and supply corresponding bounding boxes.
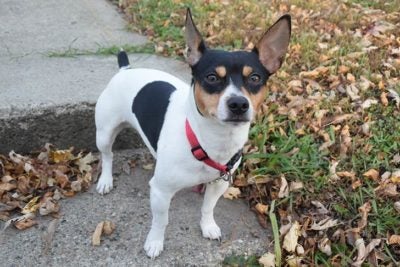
[96,175,113,195]
[144,239,164,259]
[200,221,221,240]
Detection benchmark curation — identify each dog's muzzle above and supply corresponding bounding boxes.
[225,96,250,122]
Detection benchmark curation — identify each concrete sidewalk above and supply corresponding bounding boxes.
[0,0,271,265]
[0,0,189,153]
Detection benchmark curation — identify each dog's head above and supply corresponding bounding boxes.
[185,9,291,124]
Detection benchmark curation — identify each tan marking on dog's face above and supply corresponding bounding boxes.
[194,82,223,117]
[242,66,253,77]
[241,85,268,113]
[215,66,227,78]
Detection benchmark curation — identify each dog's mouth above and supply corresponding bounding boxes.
[223,117,251,124]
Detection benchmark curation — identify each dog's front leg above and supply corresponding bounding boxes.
[144,179,174,259]
[200,180,229,240]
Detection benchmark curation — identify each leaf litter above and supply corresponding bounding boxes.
[0,144,98,231]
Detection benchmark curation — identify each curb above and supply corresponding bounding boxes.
[0,103,143,153]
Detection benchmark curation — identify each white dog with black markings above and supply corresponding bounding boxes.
[95,9,291,258]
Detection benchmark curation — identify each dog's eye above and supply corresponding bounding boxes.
[248,73,261,84]
[205,74,220,84]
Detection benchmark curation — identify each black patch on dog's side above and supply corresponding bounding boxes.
[132,81,176,151]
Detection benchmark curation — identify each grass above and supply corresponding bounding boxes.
[115,0,400,265]
[46,43,155,57]
[222,254,261,267]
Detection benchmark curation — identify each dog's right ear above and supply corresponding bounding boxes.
[185,8,206,66]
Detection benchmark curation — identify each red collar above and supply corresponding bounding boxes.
[185,119,242,174]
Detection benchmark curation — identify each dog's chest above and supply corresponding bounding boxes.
[132,81,176,152]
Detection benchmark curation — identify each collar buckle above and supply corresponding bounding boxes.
[190,145,209,161]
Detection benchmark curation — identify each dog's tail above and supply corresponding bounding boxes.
[117,49,130,70]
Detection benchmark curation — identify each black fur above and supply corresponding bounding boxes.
[191,50,270,95]
[118,50,130,68]
[132,81,176,151]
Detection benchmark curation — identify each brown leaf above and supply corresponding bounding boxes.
[340,125,351,156]
[71,180,82,192]
[380,92,389,106]
[352,238,381,267]
[76,152,96,173]
[310,217,339,231]
[258,252,275,267]
[14,218,37,230]
[0,211,9,221]
[54,170,69,188]
[21,196,40,214]
[357,202,371,230]
[50,148,73,163]
[17,175,31,194]
[289,181,303,192]
[39,198,60,216]
[363,169,379,180]
[103,220,116,236]
[318,237,332,256]
[283,221,301,252]
[0,183,16,191]
[388,235,400,245]
[394,201,400,213]
[299,66,329,79]
[92,221,104,246]
[311,201,329,214]
[223,187,241,200]
[278,175,289,198]
[255,203,269,215]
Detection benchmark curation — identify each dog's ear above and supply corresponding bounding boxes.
[254,15,291,74]
[185,8,206,66]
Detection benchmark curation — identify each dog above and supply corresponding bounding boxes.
[95,9,291,258]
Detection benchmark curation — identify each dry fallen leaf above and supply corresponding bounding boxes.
[14,218,38,230]
[352,238,381,267]
[0,183,17,191]
[388,235,400,245]
[289,181,303,192]
[223,187,241,200]
[363,169,379,180]
[318,237,332,256]
[76,152,96,173]
[142,163,154,170]
[103,220,116,235]
[92,221,104,246]
[278,175,289,198]
[283,221,301,252]
[311,201,329,214]
[21,196,40,214]
[258,252,275,267]
[3,213,32,230]
[50,148,73,163]
[310,217,339,231]
[39,198,60,216]
[394,201,400,213]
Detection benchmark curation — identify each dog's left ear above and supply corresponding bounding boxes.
[254,15,291,74]
[185,8,206,66]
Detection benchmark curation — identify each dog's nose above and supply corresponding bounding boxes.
[227,96,249,115]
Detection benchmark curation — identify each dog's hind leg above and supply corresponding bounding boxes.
[96,118,125,195]
[200,180,229,240]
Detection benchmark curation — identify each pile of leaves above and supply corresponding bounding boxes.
[117,0,400,265]
[0,144,97,230]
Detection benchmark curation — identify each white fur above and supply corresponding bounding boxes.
[95,68,250,258]
[217,80,253,122]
